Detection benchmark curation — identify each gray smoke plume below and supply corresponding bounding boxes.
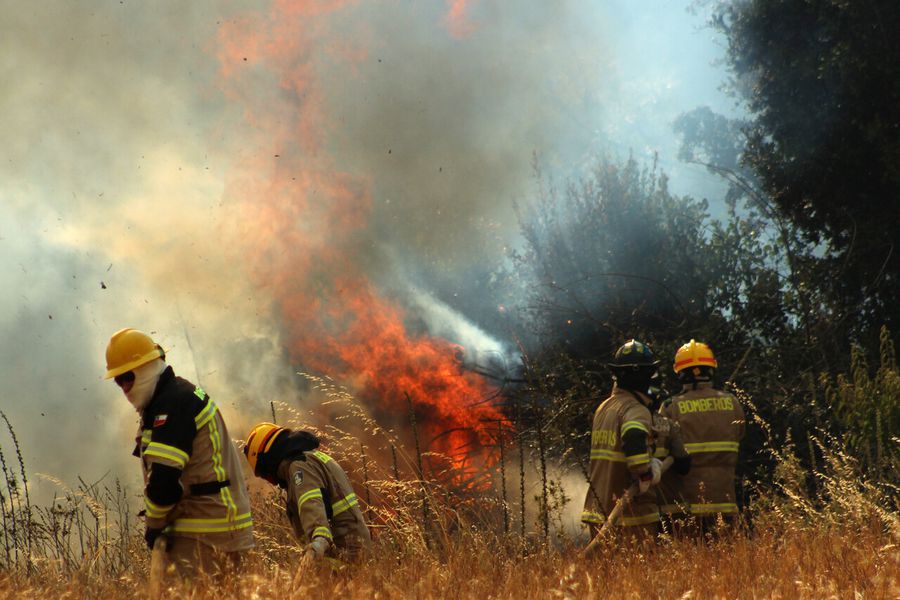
[0,0,735,501]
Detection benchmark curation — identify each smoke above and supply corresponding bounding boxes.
[1,0,736,499]
[322,1,607,270]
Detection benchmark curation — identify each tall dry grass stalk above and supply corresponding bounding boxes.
[1,374,896,598]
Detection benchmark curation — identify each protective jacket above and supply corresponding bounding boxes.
[581,386,657,528]
[134,366,253,551]
[659,382,745,515]
[277,449,371,560]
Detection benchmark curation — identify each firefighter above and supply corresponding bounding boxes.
[659,340,745,535]
[581,340,666,540]
[244,422,372,565]
[104,328,253,578]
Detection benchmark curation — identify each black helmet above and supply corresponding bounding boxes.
[608,339,661,369]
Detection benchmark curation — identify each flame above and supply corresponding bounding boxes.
[444,0,478,39]
[216,1,504,481]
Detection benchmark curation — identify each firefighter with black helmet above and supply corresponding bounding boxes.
[104,328,253,578]
[581,340,665,539]
[659,340,745,535]
[244,422,372,565]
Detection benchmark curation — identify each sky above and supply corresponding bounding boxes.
[0,0,739,502]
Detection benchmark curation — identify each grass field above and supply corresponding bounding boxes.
[0,511,896,599]
[1,391,897,599]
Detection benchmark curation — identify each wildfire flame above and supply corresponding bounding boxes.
[217,1,505,481]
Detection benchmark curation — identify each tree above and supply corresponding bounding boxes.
[714,0,900,338]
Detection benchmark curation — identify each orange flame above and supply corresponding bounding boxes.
[444,0,478,39]
[217,1,504,481]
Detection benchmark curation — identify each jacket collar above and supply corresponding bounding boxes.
[613,384,651,407]
[142,366,176,423]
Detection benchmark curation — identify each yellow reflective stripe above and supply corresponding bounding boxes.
[298,488,323,512]
[654,447,670,458]
[202,404,237,520]
[312,526,333,541]
[590,449,626,462]
[620,420,649,435]
[331,493,358,517]
[220,485,238,521]
[205,406,227,482]
[312,451,332,464]
[581,511,606,524]
[625,453,650,466]
[691,502,738,514]
[194,400,217,429]
[167,512,253,534]
[684,441,739,454]
[141,429,152,444]
[144,497,175,519]
[619,512,660,526]
[144,442,189,468]
[194,386,207,401]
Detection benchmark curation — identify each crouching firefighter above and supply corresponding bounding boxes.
[244,423,372,566]
[104,328,254,579]
[581,340,669,543]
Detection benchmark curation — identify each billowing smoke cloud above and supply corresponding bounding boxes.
[1,0,735,498]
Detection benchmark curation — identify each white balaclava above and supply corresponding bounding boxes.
[125,357,167,413]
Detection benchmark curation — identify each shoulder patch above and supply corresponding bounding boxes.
[293,470,303,486]
[153,414,168,427]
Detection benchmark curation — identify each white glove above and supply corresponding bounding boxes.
[637,458,663,494]
[649,458,663,485]
[306,536,331,560]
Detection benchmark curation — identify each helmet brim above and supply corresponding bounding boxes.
[607,359,661,369]
[104,348,164,379]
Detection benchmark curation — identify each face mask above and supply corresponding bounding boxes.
[125,358,166,413]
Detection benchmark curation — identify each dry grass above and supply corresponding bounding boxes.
[0,516,896,599]
[1,381,898,598]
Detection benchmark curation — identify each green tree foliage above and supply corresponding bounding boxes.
[714,0,900,337]
[824,326,899,481]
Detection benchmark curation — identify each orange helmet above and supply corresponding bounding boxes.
[104,328,164,379]
[673,339,717,374]
[244,422,286,476]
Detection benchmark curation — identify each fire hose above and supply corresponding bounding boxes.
[582,455,674,557]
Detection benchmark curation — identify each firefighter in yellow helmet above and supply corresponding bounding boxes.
[581,340,666,540]
[104,328,253,578]
[244,422,372,565]
[659,340,745,535]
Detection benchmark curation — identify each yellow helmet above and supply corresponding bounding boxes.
[673,339,717,374]
[104,328,164,379]
[244,422,286,475]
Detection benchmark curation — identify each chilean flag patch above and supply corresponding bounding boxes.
[153,414,168,428]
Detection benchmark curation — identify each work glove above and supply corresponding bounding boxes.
[306,535,331,560]
[637,458,663,494]
[144,526,164,550]
[649,457,663,485]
